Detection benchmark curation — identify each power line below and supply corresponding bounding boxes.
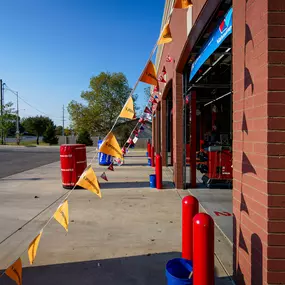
[3,84,62,120]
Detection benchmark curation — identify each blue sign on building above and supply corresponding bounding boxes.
[189,7,233,81]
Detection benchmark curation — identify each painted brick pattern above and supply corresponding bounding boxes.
[173,71,184,188]
[233,0,285,283]
[161,99,168,166]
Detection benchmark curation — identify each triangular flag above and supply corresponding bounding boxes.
[77,165,102,198]
[185,95,190,104]
[174,0,193,9]
[153,85,159,92]
[108,163,114,171]
[140,126,145,131]
[152,99,158,105]
[140,61,158,86]
[139,118,145,124]
[122,146,126,154]
[119,96,135,119]
[154,95,159,99]
[28,231,43,265]
[133,129,139,135]
[100,172,108,181]
[99,132,123,159]
[162,66,167,75]
[158,75,167,83]
[54,200,69,231]
[158,23,173,45]
[144,107,152,114]
[5,258,22,285]
[133,136,138,144]
[166,55,173,63]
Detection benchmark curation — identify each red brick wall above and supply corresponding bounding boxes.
[233,0,285,283]
[192,0,208,24]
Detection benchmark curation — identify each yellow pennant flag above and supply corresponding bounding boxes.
[5,258,22,285]
[76,165,102,198]
[99,132,123,159]
[28,231,43,265]
[54,200,69,232]
[119,97,135,119]
[140,61,158,86]
[174,0,193,9]
[158,23,173,45]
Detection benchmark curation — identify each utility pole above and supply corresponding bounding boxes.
[0,79,3,145]
[62,105,65,136]
[16,91,19,145]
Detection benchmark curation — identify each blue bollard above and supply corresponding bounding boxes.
[166,258,193,285]
[149,174,156,188]
[98,140,112,166]
[148,158,152,166]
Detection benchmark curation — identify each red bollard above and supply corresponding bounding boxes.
[182,196,199,260]
[151,146,155,167]
[147,142,151,158]
[193,213,214,285]
[155,153,162,189]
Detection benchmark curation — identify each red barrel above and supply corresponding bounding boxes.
[60,144,87,189]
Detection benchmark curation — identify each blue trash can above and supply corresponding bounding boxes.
[98,140,112,166]
[149,174,156,188]
[148,158,151,166]
[166,258,193,285]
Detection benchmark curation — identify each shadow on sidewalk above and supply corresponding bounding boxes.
[1,252,180,285]
[100,181,150,189]
[123,163,148,167]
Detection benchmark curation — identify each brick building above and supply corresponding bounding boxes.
[152,0,285,284]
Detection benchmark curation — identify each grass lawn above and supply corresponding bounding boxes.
[6,140,50,147]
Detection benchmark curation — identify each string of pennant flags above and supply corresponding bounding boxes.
[2,1,193,284]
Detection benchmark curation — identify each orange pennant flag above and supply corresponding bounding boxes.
[5,258,22,285]
[77,165,102,198]
[119,96,135,119]
[54,200,69,232]
[174,0,193,9]
[140,61,158,86]
[158,23,173,45]
[28,231,43,264]
[99,132,123,159]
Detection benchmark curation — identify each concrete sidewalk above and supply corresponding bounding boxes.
[0,150,232,285]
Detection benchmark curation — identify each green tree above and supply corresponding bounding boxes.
[55,125,63,136]
[68,72,137,136]
[22,116,53,145]
[76,130,93,146]
[0,102,17,144]
[43,122,58,145]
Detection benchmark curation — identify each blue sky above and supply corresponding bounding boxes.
[0,0,165,127]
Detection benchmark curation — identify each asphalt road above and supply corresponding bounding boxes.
[0,146,60,179]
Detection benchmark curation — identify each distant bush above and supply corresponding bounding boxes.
[76,130,93,146]
[43,123,58,145]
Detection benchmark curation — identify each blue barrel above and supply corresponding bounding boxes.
[149,174,156,188]
[166,258,193,285]
[148,158,151,166]
[98,140,112,166]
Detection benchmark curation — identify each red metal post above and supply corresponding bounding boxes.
[191,91,197,188]
[182,195,199,260]
[151,146,155,167]
[155,153,162,189]
[147,142,151,158]
[193,213,214,285]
